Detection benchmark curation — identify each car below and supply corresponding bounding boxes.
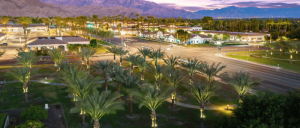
[0,43,8,46]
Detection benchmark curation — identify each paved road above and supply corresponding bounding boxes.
[109,37,300,93]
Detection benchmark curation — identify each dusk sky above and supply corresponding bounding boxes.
[145,0,300,12]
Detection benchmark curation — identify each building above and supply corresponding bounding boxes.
[188,34,212,44]
[201,30,270,42]
[139,31,156,38]
[0,32,7,42]
[0,24,47,32]
[191,27,203,31]
[27,36,90,51]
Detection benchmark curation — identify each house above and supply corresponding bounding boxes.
[188,34,212,44]
[191,27,203,31]
[139,31,156,38]
[201,30,270,42]
[27,36,90,51]
[0,33,7,42]
[164,34,176,43]
[0,24,47,32]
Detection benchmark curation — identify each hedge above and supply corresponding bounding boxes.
[0,113,7,128]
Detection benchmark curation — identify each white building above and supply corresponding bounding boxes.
[188,34,212,44]
[0,24,47,32]
[139,31,156,38]
[0,33,7,42]
[201,30,270,42]
[191,27,203,31]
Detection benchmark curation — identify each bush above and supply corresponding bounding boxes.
[90,39,97,48]
[21,105,48,121]
[204,41,210,44]
[67,44,90,51]
[16,120,45,128]
[0,113,7,128]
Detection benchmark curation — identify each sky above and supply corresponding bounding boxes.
[145,0,300,12]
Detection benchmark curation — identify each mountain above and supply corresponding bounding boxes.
[0,0,75,17]
[47,2,142,18]
[195,6,300,18]
[40,0,202,18]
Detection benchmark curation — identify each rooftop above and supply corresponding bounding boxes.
[27,39,67,46]
[0,32,6,37]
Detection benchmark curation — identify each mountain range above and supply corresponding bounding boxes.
[195,6,300,18]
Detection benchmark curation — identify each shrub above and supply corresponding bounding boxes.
[67,44,90,51]
[21,105,48,121]
[16,120,45,128]
[204,41,210,44]
[0,113,7,128]
[90,39,97,48]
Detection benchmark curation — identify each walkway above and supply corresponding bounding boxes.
[166,98,238,110]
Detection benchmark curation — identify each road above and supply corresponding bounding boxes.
[109,36,300,93]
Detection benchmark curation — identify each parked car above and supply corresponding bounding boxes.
[0,43,8,46]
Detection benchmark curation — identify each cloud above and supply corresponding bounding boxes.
[228,1,300,8]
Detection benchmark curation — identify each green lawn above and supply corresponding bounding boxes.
[95,46,109,54]
[179,44,218,47]
[227,50,300,73]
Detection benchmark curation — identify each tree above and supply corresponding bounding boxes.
[117,47,129,66]
[148,49,165,66]
[229,71,259,103]
[0,50,5,57]
[90,39,97,48]
[124,54,140,76]
[132,84,172,127]
[180,58,202,87]
[199,62,226,82]
[16,120,45,128]
[116,72,141,117]
[42,18,51,34]
[136,57,150,80]
[147,64,165,87]
[236,34,242,41]
[0,17,10,33]
[71,90,124,128]
[93,60,112,92]
[106,46,119,63]
[265,42,279,60]
[287,41,298,64]
[190,81,218,128]
[54,16,62,36]
[222,33,230,41]
[78,47,97,70]
[164,68,187,108]
[138,47,152,61]
[202,16,213,30]
[49,49,67,70]
[16,50,39,68]
[17,17,31,44]
[163,55,180,69]
[175,30,191,44]
[21,105,48,121]
[9,67,36,102]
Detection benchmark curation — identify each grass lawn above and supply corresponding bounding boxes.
[0,82,233,128]
[179,44,218,47]
[227,50,300,73]
[95,46,109,54]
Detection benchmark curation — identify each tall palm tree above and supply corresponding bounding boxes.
[78,47,97,70]
[49,49,67,69]
[190,81,218,128]
[107,46,120,63]
[265,42,279,60]
[106,65,125,97]
[124,54,140,76]
[93,60,113,92]
[116,72,141,117]
[138,47,152,61]
[67,73,100,125]
[148,49,165,66]
[42,18,51,35]
[180,58,202,87]
[277,38,288,59]
[132,84,172,128]
[117,47,129,66]
[229,71,259,103]
[9,67,36,102]
[163,55,180,69]
[136,57,150,80]
[0,17,10,33]
[287,41,298,64]
[164,68,187,108]
[16,50,39,68]
[54,17,62,36]
[71,90,124,128]
[17,17,31,44]
[199,62,226,82]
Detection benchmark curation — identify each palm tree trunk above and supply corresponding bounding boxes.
[200,103,204,128]
[129,96,133,117]
[296,51,298,59]
[151,109,157,128]
[118,83,121,100]
[270,51,273,60]
[105,74,108,92]
[171,91,175,107]
[141,70,144,81]
[282,49,285,59]
[290,54,293,64]
[82,112,86,125]
[120,56,122,66]
[94,119,100,128]
[23,83,28,102]
[113,54,116,63]
[239,95,243,103]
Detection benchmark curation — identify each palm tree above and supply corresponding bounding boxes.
[116,72,141,117]
[0,50,5,57]
[17,17,31,44]
[199,62,226,82]
[136,57,150,81]
[180,58,202,87]
[277,38,288,59]
[0,17,10,33]
[107,46,120,63]
[229,71,259,103]
[93,60,113,92]
[117,47,129,66]
[16,50,39,68]
[287,41,298,64]
[124,54,140,76]
[106,65,125,97]
[163,55,180,69]
[148,64,164,87]
[78,47,97,70]
[164,68,187,108]
[49,49,67,70]
[67,73,100,125]
[265,42,279,60]
[9,67,36,102]
[54,17,62,36]
[71,90,124,128]
[42,18,51,35]
[190,81,218,128]
[138,47,152,61]
[132,84,172,127]
[148,49,165,66]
